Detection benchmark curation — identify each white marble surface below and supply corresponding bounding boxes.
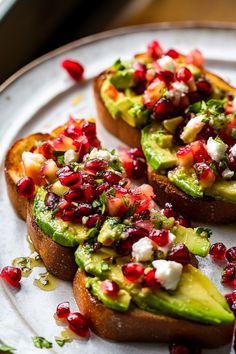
[0,25,236,353]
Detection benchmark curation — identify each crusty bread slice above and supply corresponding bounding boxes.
[4,133,50,220]
[73,269,233,347]
[26,204,77,281]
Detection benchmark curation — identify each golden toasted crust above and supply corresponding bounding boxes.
[26,204,77,281]
[73,270,233,347]
[4,133,50,220]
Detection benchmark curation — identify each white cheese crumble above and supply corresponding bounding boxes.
[132,237,154,262]
[158,232,176,255]
[152,259,183,291]
[206,137,228,162]
[157,55,176,73]
[230,144,236,157]
[22,152,45,167]
[180,115,205,143]
[171,81,189,95]
[86,148,117,162]
[82,216,89,225]
[222,168,234,179]
[64,149,79,165]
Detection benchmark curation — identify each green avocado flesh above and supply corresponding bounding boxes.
[205,180,236,204]
[168,167,203,199]
[76,246,233,325]
[32,187,88,247]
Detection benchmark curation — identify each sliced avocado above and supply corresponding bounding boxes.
[168,167,203,198]
[132,265,234,325]
[205,180,236,203]
[141,124,177,170]
[50,181,68,196]
[32,187,87,247]
[163,116,183,134]
[110,69,135,90]
[98,217,124,246]
[172,224,210,257]
[100,79,123,119]
[116,97,149,127]
[87,276,131,312]
[154,130,173,148]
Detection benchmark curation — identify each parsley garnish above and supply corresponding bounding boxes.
[108,188,116,196]
[53,151,64,166]
[209,162,219,175]
[55,337,70,347]
[69,162,81,171]
[122,196,129,207]
[110,149,116,155]
[87,227,99,240]
[196,227,212,238]
[95,179,103,184]
[92,200,101,208]
[108,159,123,173]
[0,344,16,353]
[125,204,135,218]
[99,191,107,214]
[32,336,52,349]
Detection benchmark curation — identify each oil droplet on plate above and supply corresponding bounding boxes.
[34,271,57,291]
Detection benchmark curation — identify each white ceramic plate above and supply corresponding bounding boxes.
[0,24,236,354]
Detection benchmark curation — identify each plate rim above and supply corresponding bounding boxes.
[1,20,236,93]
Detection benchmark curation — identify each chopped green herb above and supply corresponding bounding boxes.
[110,149,116,155]
[32,336,53,349]
[196,227,212,238]
[215,136,225,144]
[92,200,101,208]
[122,196,129,207]
[125,204,135,218]
[70,162,81,171]
[101,262,110,271]
[99,191,107,214]
[108,188,116,196]
[95,179,103,184]
[119,180,127,187]
[87,227,99,239]
[209,162,219,175]
[84,243,94,253]
[71,201,79,207]
[231,127,236,139]
[53,151,64,166]
[55,337,70,347]
[108,160,123,173]
[0,344,16,353]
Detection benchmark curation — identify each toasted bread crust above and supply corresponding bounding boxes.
[73,270,233,347]
[147,166,236,223]
[26,204,77,281]
[4,133,50,220]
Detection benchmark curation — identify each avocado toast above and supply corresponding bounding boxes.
[94,40,236,222]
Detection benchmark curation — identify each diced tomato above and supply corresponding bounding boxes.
[52,134,76,151]
[142,79,166,108]
[194,162,216,188]
[176,145,194,167]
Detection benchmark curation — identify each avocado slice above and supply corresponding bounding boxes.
[98,217,124,246]
[168,167,203,199]
[100,80,123,119]
[32,187,87,247]
[141,124,177,170]
[205,180,236,203]
[172,224,210,257]
[132,265,233,325]
[163,116,183,134]
[110,69,135,90]
[87,276,131,312]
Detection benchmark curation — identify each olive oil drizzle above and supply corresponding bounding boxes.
[34,272,57,291]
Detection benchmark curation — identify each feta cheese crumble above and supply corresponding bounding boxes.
[230,144,236,157]
[180,115,205,143]
[22,152,45,168]
[86,148,117,162]
[171,81,189,95]
[132,237,154,262]
[64,149,79,164]
[222,168,234,179]
[206,137,228,162]
[152,259,183,290]
[157,55,176,73]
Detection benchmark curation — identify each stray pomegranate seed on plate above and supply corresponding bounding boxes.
[209,242,227,262]
[225,247,236,263]
[67,312,90,337]
[61,59,84,81]
[1,266,22,287]
[56,302,70,319]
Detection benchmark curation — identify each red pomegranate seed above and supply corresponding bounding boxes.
[82,121,96,138]
[45,192,60,209]
[169,342,201,354]
[177,216,190,227]
[221,263,236,286]
[176,67,192,83]
[130,147,145,159]
[76,203,93,217]
[59,171,82,189]
[84,159,108,174]
[122,263,144,282]
[225,247,236,263]
[209,242,227,261]
[165,49,179,59]
[133,62,147,83]
[56,302,70,319]
[38,142,53,159]
[191,140,210,163]
[85,214,103,228]
[147,40,163,59]
[1,266,22,287]
[167,244,191,265]
[61,59,84,81]
[67,312,90,337]
[96,182,110,197]
[153,98,174,119]
[196,79,212,98]
[162,203,178,218]
[225,291,236,312]
[101,280,120,297]
[64,190,82,203]
[156,70,174,86]
[149,229,169,247]
[83,184,95,203]
[103,171,122,184]
[116,227,148,255]
[143,269,158,288]
[16,177,35,198]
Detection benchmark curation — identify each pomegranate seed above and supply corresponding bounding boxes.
[162,203,178,218]
[82,121,96,138]
[147,40,163,59]
[61,59,84,81]
[122,263,144,282]
[67,312,90,337]
[96,182,110,197]
[16,177,35,198]
[84,159,108,174]
[101,280,120,297]
[64,190,82,203]
[176,67,192,83]
[196,79,212,98]
[45,192,59,209]
[169,342,201,354]
[133,62,147,83]
[1,266,22,287]
[191,140,210,163]
[130,147,145,159]
[165,49,179,59]
[149,229,169,247]
[59,171,82,189]
[167,244,191,265]
[103,171,122,184]
[194,162,216,188]
[226,247,236,263]
[76,203,93,217]
[85,214,103,228]
[56,165,73,176]
[221,263,236,286]
[228,154,236,172]
[116,227,148,255]
[209,242,227,261]
[38,142,53,159]
[132,159,147,179]
[156,70,174,86]
[143,269,158,288]
[83,184,95,203]
[153,97,174,119]
[56,302,70,319]
[225,291,236,312]
[177,215,190,227]
[176,145,194,167]
[60,208,78,222]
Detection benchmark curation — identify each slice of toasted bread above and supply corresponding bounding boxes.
[4,133,50,220]
[147,166,236,223]
[26,203,77,281]
[73,269,233,348]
